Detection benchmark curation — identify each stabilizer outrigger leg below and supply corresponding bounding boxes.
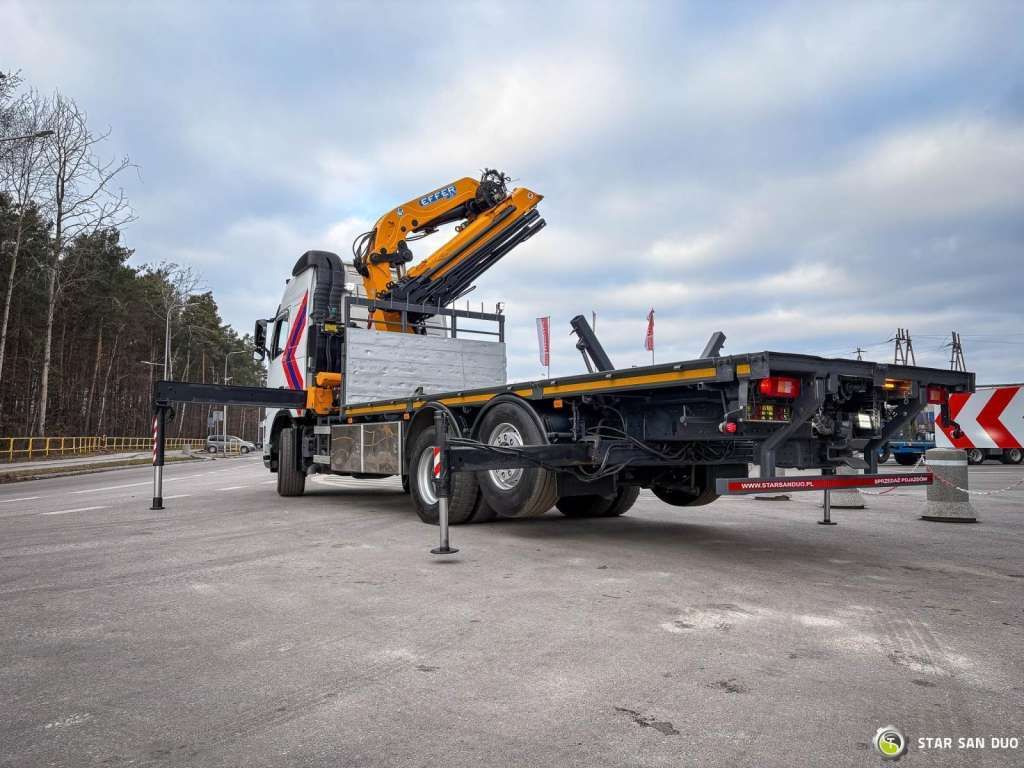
[430,409,459,556]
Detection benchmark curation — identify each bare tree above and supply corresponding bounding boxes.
[0,89,51,397]
[0,69,25,166]
[35,92,134,436]
[143,261,203,381]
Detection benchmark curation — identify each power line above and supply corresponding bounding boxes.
[944,331,967,372]
[891,328,916,366]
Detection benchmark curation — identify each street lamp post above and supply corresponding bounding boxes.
[223,350,247,455]
[0,129,54,144]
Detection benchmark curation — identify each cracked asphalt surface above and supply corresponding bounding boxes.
[1,457,1022,767]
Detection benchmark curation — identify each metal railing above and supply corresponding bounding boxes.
[0,436,208,463]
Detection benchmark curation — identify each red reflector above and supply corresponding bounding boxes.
[758,376,800,399]
[926,386,948,405]
[719,421,739,434]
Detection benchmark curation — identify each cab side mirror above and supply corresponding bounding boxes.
[253,319,268,361]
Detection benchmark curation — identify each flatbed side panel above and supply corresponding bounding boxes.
[344,328,507,404]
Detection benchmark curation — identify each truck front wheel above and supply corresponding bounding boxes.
[408,426,479,525]
[276,426,306,497]
[556,486,639,518]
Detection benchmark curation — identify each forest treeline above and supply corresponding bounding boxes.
[1,71,263,439]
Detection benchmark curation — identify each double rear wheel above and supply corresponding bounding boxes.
[408,400,636,523]
[408,424,495,525]
[556,486,639,518]
[474,402,559,518]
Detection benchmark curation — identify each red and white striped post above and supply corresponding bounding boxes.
[430,408,458,555]
[150,407,167,510]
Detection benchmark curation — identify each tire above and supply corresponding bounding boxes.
[240,446,250,454]
[408,425,478,525]
[1001,448,1023,465]
[877,446,892,464]
[473,401,558,518]
[652,483,718,507]
[894,453,919,466]
[276,426,306,497]
[468,492,499,523]
[966,448,984,465]
[557,486,639,518]
[207,445,217,454]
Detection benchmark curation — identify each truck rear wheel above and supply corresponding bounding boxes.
[474,401,558,518]
[557,486,639,518]
[408,426,478,525]
[468,494,498,523]
[966,448,984,465]
[894,453,919,466]
[276,426,306,497]
[652,484,717,507]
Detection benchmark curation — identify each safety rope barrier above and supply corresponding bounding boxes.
[860,453,1024,497]
[930,469,1024,496]
[860,454,926,496]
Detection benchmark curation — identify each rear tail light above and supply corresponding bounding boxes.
[883,378,912,395]
[926,385,948,405]
[758,376,800,399]
[719,421,739,434]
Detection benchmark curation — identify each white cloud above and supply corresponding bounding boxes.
[4,0,1021,383]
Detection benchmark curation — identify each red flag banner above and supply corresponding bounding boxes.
[536,316,550,368]
[644,308,655,352]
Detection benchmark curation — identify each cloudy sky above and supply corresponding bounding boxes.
[5,1,1023,383]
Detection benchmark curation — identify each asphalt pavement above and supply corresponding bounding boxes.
[1,457,1022,767]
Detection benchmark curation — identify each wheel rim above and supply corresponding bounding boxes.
[968,449,983,463]
[416,446,437,506]
[488,422,524,490]
[1009,449,1022,462]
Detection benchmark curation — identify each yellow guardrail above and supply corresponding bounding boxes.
[0,436,211,462]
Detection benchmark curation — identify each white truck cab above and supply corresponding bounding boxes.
[258,251,344,470]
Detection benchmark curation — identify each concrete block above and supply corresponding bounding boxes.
[823,465,866,509]
[921,448,978,523]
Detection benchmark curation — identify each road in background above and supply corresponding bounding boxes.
[1,459,1022,767]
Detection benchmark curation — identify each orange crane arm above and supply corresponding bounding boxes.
[352,170,544,331]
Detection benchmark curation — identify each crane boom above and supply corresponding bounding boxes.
[352,169,544,331]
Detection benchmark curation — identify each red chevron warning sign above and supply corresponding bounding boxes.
[936,387,1024,449]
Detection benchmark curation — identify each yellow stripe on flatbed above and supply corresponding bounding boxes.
[342,366,729,418]
[540,367,717,396]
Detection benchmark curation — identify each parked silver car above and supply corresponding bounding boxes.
[205,435,256,454]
